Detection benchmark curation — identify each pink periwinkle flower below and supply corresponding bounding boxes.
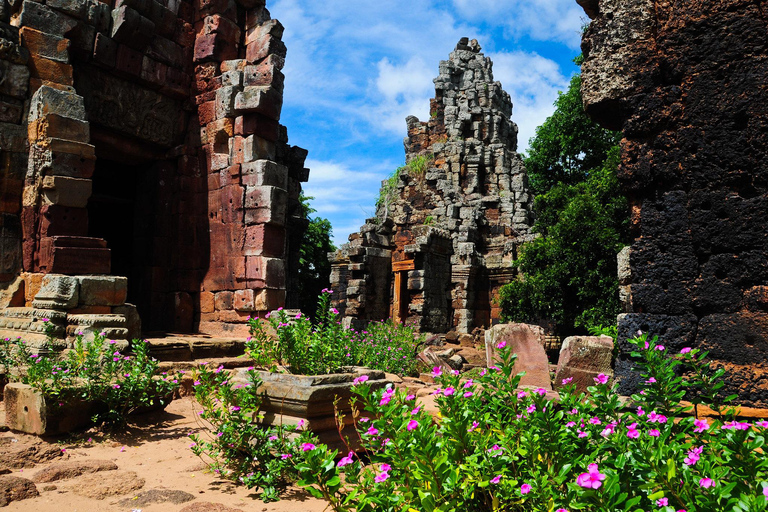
[656,345,665,351]
[375,471,390,483]
[443,387,455,396]
[594,373,609,385]
[722,421,751,431]
[680,347,692,354]
[684,445,703,466]
[497,340,507,349]
[657,497,669,507]
[757,420,768,428]
[646,377,657,384]
[561,377,573,385]
[520,483,532,495]
[407,420,419,431]
[693,418,710,433]
[268,435,278,441]
[589,417,602,425]
[464,391,473,398]
[468,421,479,432]
[281,453,292,460]
[353,375,369,385]
[648,429,661,437]
[527,404,536,413]
[337,452,354,467]
[301,442,316,452]
[463,380,474,388]
[366,426,379,436]
[406,394,415,400]
[577,430,588,438]
[763,487,768,501]
[431,366,443,378]
[487,445,503,456]
[490,475,501,484]
[517,391,528,399]
[699,478,714,489]
[576,464,606,489]
[566,421,576,428]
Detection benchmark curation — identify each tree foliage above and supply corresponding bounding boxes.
[499,72,628,335]
[525,74,621,196]
[295,193,335,318]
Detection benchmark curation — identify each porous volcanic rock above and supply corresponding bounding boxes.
[579,0,768,405]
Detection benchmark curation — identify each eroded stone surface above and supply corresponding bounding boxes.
[485,323,551,390]
[554,335,614,392]
[31,459,117,483]
[116,488,196,507]
[579,0,768,405]
[0,475,38,507]
[70,470,144,499]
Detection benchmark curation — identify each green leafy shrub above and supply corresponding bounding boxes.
[189,364,299,502]
[293,334,768,512]
[247,291,422,376]
[8,331,179,426]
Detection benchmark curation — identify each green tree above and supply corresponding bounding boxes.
[524,74,621,196]
[498,73,628,335]
[295,193,336,318]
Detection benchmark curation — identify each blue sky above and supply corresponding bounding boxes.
[269,0,587,246]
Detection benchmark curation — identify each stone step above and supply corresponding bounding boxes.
[145,334,247,362]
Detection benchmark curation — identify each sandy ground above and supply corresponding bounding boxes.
[1,396,329,512]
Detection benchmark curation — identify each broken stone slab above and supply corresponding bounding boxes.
[554,335,614,393]
[233,368,390,452]
[116,489,195,508]
[77,275,128,306]
[28,86,86,122]
[0,475,38,507]
[4,383,103,435]
[70,470,144,499]
[485,323,551,391]
[31,274,78,310]
[31,459,118,482]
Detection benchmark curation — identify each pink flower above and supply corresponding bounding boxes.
[589,417,601,425]
[280,453,292,460]
[490,475,501,484]
[496,340,507,349]
[407,420,419,431]
[566,421,576,428]
[443,387,455,396]
[657,497,669,507]
[487,445,503,456]
[353,375,369,385]
[301,443,316,452]
[561,377,573,385]
[527,404,536,413]
[366,426,379,436]
[699,478,714,489]
[520,483,532,494]
[468,421,479,432]
[648,429,661,437]
[646,377,657,384]
[684,446,703,466]
[380,464,391,472]
[337,452,354,467]
[637,406,645,416]
[375,471,389,483]
[431,366,442,377]
[656,345,665,351]
[722,421,751,431]
[464,391,473,398]
[693,418,710,433]
[556,509,568,512]
[268,435,278,441]
[576,464,606,489]
[594,373,609,385]
[763,487,768,500]
[535,388,547,396]
[517,391,528,399]
[757,420,768,428]
[577,430,588,438]
[406,394,415,400]
[680,347,692,354]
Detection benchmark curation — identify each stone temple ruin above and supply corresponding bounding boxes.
[330,38,535,334]
[578,0,768,405]
[0,0,308,346]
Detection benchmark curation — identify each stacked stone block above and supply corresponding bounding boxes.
[330,38,534,334]
[579,0,768,405]
[0,0,308,344]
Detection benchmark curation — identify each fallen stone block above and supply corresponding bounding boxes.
[31,273,79,309]
[485,323,551,390]
[70,470,144,499]
[4,383,101,435]
[32,460,118,482]
[554,335,614,392]
[77,275,128,306]
[41,176,92,208]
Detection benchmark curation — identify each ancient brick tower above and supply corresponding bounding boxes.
[330,38,534,334]
[578,0,768,405]
[0,0,308,346]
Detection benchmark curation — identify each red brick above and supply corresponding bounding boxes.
[197,100,216,125]
[38,205,88,237]
[27,54,73,85]
[214,290,233,310]
[244,223,285,257]
[235,113,279,141]
[193,33,237,63]
[115,44,143,76]
[245,34,286,64]
[200,291,215,313]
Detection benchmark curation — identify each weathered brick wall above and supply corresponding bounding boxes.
[579,0,768,405]
[0,0,308,341]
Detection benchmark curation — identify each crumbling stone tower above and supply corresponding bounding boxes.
[578,0,768,405]
[0,0,308,346]
[330,38,534,334]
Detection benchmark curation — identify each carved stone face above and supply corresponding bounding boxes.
[578,0,657,130]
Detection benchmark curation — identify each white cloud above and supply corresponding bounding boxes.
[489,50,572,152]
[452,0,586,49]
